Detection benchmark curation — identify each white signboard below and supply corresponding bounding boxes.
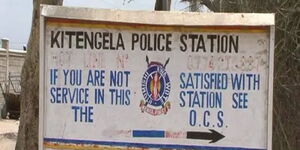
[40,5,274,150]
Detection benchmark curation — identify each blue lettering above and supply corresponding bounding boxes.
[50,87,56,103]
[72,106,93,123]
[109,89,131,106]
[180,73,185,89]
[232,92,248,109]
[231,73,260,90]
[72,106,79,122]
[62,88,68,103]
[50,69,58,85]
[63,70,69,85]
[203,111,210,127]
[217,111,224,127]
[125,90,131,105]
[87,70,105,86]
[63,69,82,86]
[56,87,62,103]
[49,87,89,104]
[186,74,194,89]
[189,110,196,126]
[110,71,130,87]
[95,88,105,104]
[179,91,185,107]
[204,73,209,89]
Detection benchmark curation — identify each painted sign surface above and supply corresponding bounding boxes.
[40,6,274,150]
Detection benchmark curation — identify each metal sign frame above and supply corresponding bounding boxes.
[39,5,275,150]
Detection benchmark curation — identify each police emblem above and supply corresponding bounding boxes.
[140,56,171,116]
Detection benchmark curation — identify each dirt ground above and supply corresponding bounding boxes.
[0,119,19,150]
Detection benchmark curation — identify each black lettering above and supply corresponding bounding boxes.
[180,34,187,52]
[207,34,217,53]
[230,36,239,53]
[166,33,172,51]
[147,34,153,51]
[84,32,94,49]
[221,35,228,53]
[65,31,76,48]
[197,34,206,52]
[117,33,125,50]
[76,31,84,49]
[153,34,157,51]
[61,31,64,48]
[95,32,102,49]
[109,33,116,50]
[189,34,198,52]
[102,32,109,49]
[140,34,147,50]
[51,31,60,48]
[157,34,165,51]
[132,33,138,50]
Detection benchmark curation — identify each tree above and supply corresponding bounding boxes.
[16,0,63,149]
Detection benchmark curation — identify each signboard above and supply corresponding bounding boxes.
[39,5,275,150]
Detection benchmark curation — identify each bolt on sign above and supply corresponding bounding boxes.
[39,5,275,150]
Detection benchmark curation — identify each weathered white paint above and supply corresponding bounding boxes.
[39,5,274,150]
[41,5,274,26]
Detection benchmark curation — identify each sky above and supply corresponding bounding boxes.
[0,0,189,50]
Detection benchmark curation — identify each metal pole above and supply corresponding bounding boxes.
[1,39,9,92]
[155,0,171,11]
[6,47,9,88]
[163,0,170,11]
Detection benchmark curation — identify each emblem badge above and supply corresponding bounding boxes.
[140,56,171,116]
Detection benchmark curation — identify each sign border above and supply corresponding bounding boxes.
[39,5,275,150]
[40,5,274,26]
[39,9,45,150]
